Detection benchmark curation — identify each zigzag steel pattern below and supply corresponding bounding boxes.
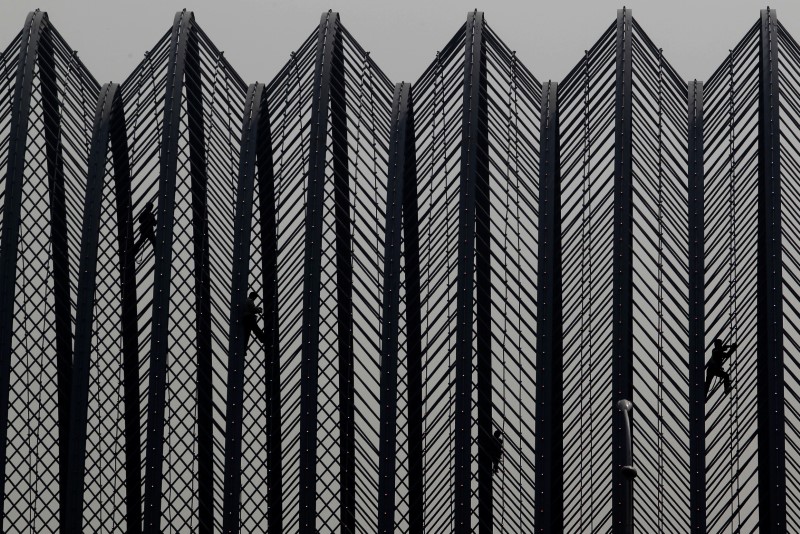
[2,7,800,534]
[629,19,690,534]
[560,21,617,534]
[778,19,800,534]
[703,22,761,534]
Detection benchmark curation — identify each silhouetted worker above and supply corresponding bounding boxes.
[242,291,266,345]
[134,201,156,254]
[705,338,737,401]
[487,429,504,475]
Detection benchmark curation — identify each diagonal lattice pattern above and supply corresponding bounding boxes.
[703,23,761,533]
[778,20,800,534]
[1,11,99,533]
[1,7,800,534]
[559,21,617,533]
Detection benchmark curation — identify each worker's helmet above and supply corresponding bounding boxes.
[248,291,258,300]
[493,430,502,438]
[714,338,722,347]
[145,201,153,209]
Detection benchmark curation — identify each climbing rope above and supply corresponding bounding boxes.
[436,46,456,524]
[365,51,381,302]
[727,47,743,532]
[497,49,517,533]
[579,47,594,531]
[511,52,524,532]
[656,47,665,533]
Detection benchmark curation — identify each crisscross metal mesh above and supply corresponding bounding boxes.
[1,13,98,532]
[1,8,800,534]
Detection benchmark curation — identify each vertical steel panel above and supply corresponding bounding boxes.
[222,83,265,534]
[184,29,214,534]
[38,26,75,530]
[401,87,423,534]
[687,80,705,534]
[474,21,492,534]
[457,11,487,533]
[256,85,281,534]
[535,80,562,533]
[64,82,118,533]
[299,12,340,534]
[612,8,634,534]
[330,26,355,534]
[377,82,411,533]
[142,11,194,533]
[109,85,142,534]
[0,11,47,529]
[757,8,786,532]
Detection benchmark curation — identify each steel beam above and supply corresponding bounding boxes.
[109,84,142,534]
[222,83,266,534]
[31,22,76,532]
[535,80,563,533]
[143,11,195,533]
[64,82,119,533]
[377,82,411,534]
[687,80,705,534]
[184,27,214,534]
[299,12,340,533]
[0,11,48,529]
[457,10,488,533]
[612,8,634,534]
[330,24,355,534]
[401,87,423,534]
[757,8,786,532]
[36,25,75,531]
[256,82,281,534]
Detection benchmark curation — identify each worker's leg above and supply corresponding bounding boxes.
[133,234,144,254]
[704,370,714,400]
[252,322,267,344]
[242,316,254,345]
[722,371,732,394]
[243,326,251,345]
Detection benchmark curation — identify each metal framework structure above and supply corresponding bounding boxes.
[0,7,798,533]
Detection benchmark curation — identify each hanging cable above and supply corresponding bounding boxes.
[656,47,666,533]
[726,47,743,533]
[511,52,524,532]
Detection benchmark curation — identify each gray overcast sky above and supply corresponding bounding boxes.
[2,1,799,90]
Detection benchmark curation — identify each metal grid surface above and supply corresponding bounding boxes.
[0,7,797,534]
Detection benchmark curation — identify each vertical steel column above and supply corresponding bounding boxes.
[474,21,493,534]
[457,10,488,533]
[329,26,355,534]
[757,8,786,532]
[256,85,281,534]
[401,88,423,534]
[0,11,46,529]
[299,12,340,534]
[143,11,194,533]
[612,8,634,534]
[64,83,120,533]
[108,85,142,534]
[37,22,75,530]
[222,83,266,534]
[184,28,214,534]
[687,80,705,534]
[377,82,411,534]
[535,80,563,533]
